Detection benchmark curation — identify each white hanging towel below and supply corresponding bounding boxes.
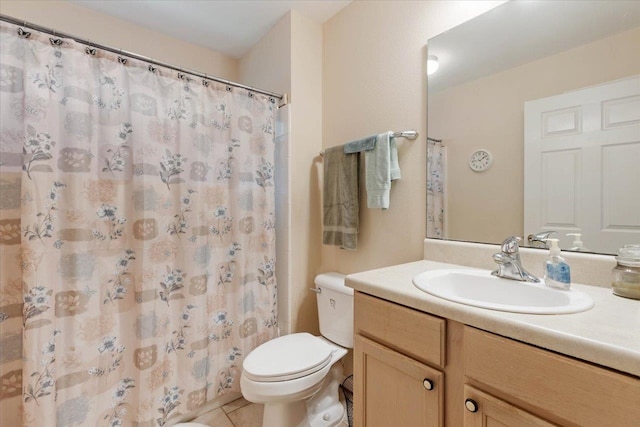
[365,131,401,209]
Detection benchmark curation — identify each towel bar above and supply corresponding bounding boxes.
[319,130,420,156]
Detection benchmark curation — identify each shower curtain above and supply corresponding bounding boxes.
[426,141,446,238]
[0,21,277,427]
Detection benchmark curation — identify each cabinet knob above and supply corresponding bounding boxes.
[465,398,478,413]
[422,378,434,390]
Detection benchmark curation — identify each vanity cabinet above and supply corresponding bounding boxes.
[353,291,640,427]
[354,292,445,426]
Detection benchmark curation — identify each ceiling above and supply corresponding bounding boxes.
[428,0,640,92]
[71,0,351,58]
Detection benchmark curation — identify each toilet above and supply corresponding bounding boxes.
[240,272,354,427]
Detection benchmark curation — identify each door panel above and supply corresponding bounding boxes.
[463,386,555,427]
[524,75,640,253]
[354,334,443,427]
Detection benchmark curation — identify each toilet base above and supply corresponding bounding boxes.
[305,362,345,426]
[261,363,345,427]
[262,400,309,427]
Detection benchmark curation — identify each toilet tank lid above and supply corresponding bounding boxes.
[314,272,352,295]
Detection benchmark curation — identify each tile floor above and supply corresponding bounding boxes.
[191,397,262,427]
[189,396,350,427]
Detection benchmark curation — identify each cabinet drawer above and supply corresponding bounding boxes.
[355,292,445,368]
[464,326,640,427]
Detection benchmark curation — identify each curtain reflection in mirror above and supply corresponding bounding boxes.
[427,141,446,238]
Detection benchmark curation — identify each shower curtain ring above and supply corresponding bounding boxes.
[49,29,62,46]
[118,49,127,65]
[18,26,31,39]
[85,40,96,56]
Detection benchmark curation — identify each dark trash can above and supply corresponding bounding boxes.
[340,375,354,427]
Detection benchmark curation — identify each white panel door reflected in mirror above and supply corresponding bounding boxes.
[524,76,640,255]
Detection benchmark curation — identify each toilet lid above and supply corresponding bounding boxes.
[243,333,333,382]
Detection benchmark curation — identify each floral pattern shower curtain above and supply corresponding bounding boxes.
[0,21,277,427]
[426,141,446,238]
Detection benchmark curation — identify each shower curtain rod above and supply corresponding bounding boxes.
[0,14,285,101]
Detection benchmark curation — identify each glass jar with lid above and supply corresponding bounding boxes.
[612,244,640,300]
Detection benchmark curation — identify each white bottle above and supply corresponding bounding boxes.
[544,238,571,290]
[567,233,589,252]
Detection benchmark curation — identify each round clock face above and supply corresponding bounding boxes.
[469,149,493,172]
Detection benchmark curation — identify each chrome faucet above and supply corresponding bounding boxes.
[527,230,557,249]
[492,236,540,282]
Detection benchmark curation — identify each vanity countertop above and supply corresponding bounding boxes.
[345,259,640,377]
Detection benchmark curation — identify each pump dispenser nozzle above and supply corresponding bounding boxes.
[567,233,588,251]
[544,238,561,256]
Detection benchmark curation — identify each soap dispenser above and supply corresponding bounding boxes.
[544,238,571,290]
[567,233,589,252]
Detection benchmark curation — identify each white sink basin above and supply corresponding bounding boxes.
[412,269,594,314]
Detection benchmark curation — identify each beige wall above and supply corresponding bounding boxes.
[289,12,323,334]
[320,0,504,275]
[0,0,237,80]
[238,12,292,95]
[431,26,640,244]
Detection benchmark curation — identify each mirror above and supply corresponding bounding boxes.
[427,0,640,255]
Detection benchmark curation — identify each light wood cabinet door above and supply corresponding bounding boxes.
[354,334,443,427]
[463,386,556,427]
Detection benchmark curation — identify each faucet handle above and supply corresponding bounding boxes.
[500,236,522,255]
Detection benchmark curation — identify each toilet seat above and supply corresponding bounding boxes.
[243,333,333,382]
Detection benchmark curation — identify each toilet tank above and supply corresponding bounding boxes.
[314,272,354,348]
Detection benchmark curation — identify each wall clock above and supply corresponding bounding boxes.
[469,149,493,172]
